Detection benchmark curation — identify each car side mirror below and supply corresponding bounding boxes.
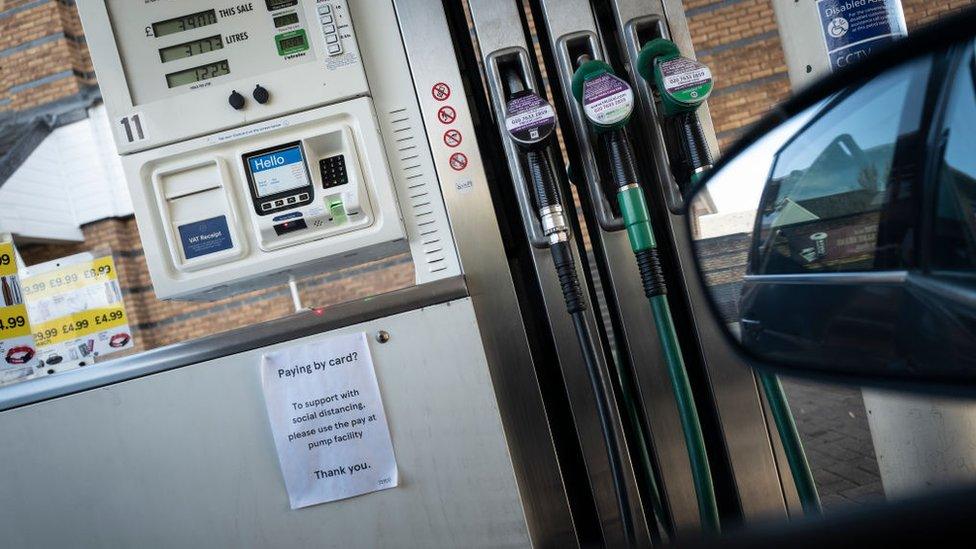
[686,11,976,392]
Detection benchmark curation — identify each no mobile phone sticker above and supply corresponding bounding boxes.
[261,333,398,509]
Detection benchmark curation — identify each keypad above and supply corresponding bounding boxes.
[318,2,343,56]
[319,155,349,189]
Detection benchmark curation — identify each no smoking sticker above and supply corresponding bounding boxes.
[443,129,462,148]
[449,152,468,171]
[437,106,457,124]
[431,82,451,101]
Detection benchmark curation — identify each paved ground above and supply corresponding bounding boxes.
[781,378,886,512]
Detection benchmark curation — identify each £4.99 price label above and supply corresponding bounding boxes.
[32,306,129,348]
[0,308,31,339]
[22,253,133,374]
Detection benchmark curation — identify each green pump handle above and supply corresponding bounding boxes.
[637,38,713,117]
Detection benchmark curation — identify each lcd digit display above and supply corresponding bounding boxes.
[246,145,310,198]
[274,12,300,28]
[165,60,231,88]
[279,34,307,51]
[158,35,224,63]
[265,0,299,10]
[152,10,218,38]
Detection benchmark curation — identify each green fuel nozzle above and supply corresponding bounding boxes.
[571,56,721,535]
[637,38,714,186]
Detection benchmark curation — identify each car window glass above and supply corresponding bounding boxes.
[931,43,976,273]
[750,55,932,275]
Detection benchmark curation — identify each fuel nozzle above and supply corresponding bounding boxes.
[503,88,569,246]
[637,38,714,185]
[504,79,639,544]
[572,51,722,535]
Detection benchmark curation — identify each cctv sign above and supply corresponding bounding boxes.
[817,0,907,71]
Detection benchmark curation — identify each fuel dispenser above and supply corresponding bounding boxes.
[0,0,821,546]
[83,0,440,300]
[467,1,653,545]
[0,1,585,546]
[590,0,814,523]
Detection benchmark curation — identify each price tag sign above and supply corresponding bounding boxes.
[0,241,39,386]
[22,254,133,374]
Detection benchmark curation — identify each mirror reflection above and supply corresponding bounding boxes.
[691,39,976,381]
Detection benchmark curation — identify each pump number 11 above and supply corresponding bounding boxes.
[118,113,148,144]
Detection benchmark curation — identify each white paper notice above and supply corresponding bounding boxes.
[261,332,398,509]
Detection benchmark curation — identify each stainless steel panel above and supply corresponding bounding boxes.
[0,277,468,413]
[466,0,650,545]
[605,0,794,520]
[392,0,579,544]
[532,0,702,531]
[0,298,533,548]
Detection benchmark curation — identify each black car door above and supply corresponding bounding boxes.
[904,39,976,378]
[740,52,936,376]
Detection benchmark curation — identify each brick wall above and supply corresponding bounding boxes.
[684,0,976,150]
[0,0,94,112]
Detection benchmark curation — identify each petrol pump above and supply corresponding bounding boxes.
[0,1,818,546]
[0,1,581,546]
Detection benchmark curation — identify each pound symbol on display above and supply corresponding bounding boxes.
[145,26,154,37]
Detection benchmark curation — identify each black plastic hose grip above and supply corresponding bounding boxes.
[603,129,640,189]
[525,150,560,210]
[678,111,710,173]
[551,241,586,314]
[635,248,667,298]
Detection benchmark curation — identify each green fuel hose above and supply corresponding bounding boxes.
[610,132,721,534]
[679,106,822,519]
[759,372,822,516]
[572,55,721,535]
[636,37,822,518]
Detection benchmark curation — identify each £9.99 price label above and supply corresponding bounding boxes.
[20,256,116,301]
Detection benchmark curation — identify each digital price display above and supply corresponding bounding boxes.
[158,35,224,63]
[152,10,218,38]
[276,30,309,55]
[165,60,231,88]
[266,0,299,10]
[245,144,311,198]
[274,12,300,28]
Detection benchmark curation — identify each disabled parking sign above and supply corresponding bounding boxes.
[817,0,906,71]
